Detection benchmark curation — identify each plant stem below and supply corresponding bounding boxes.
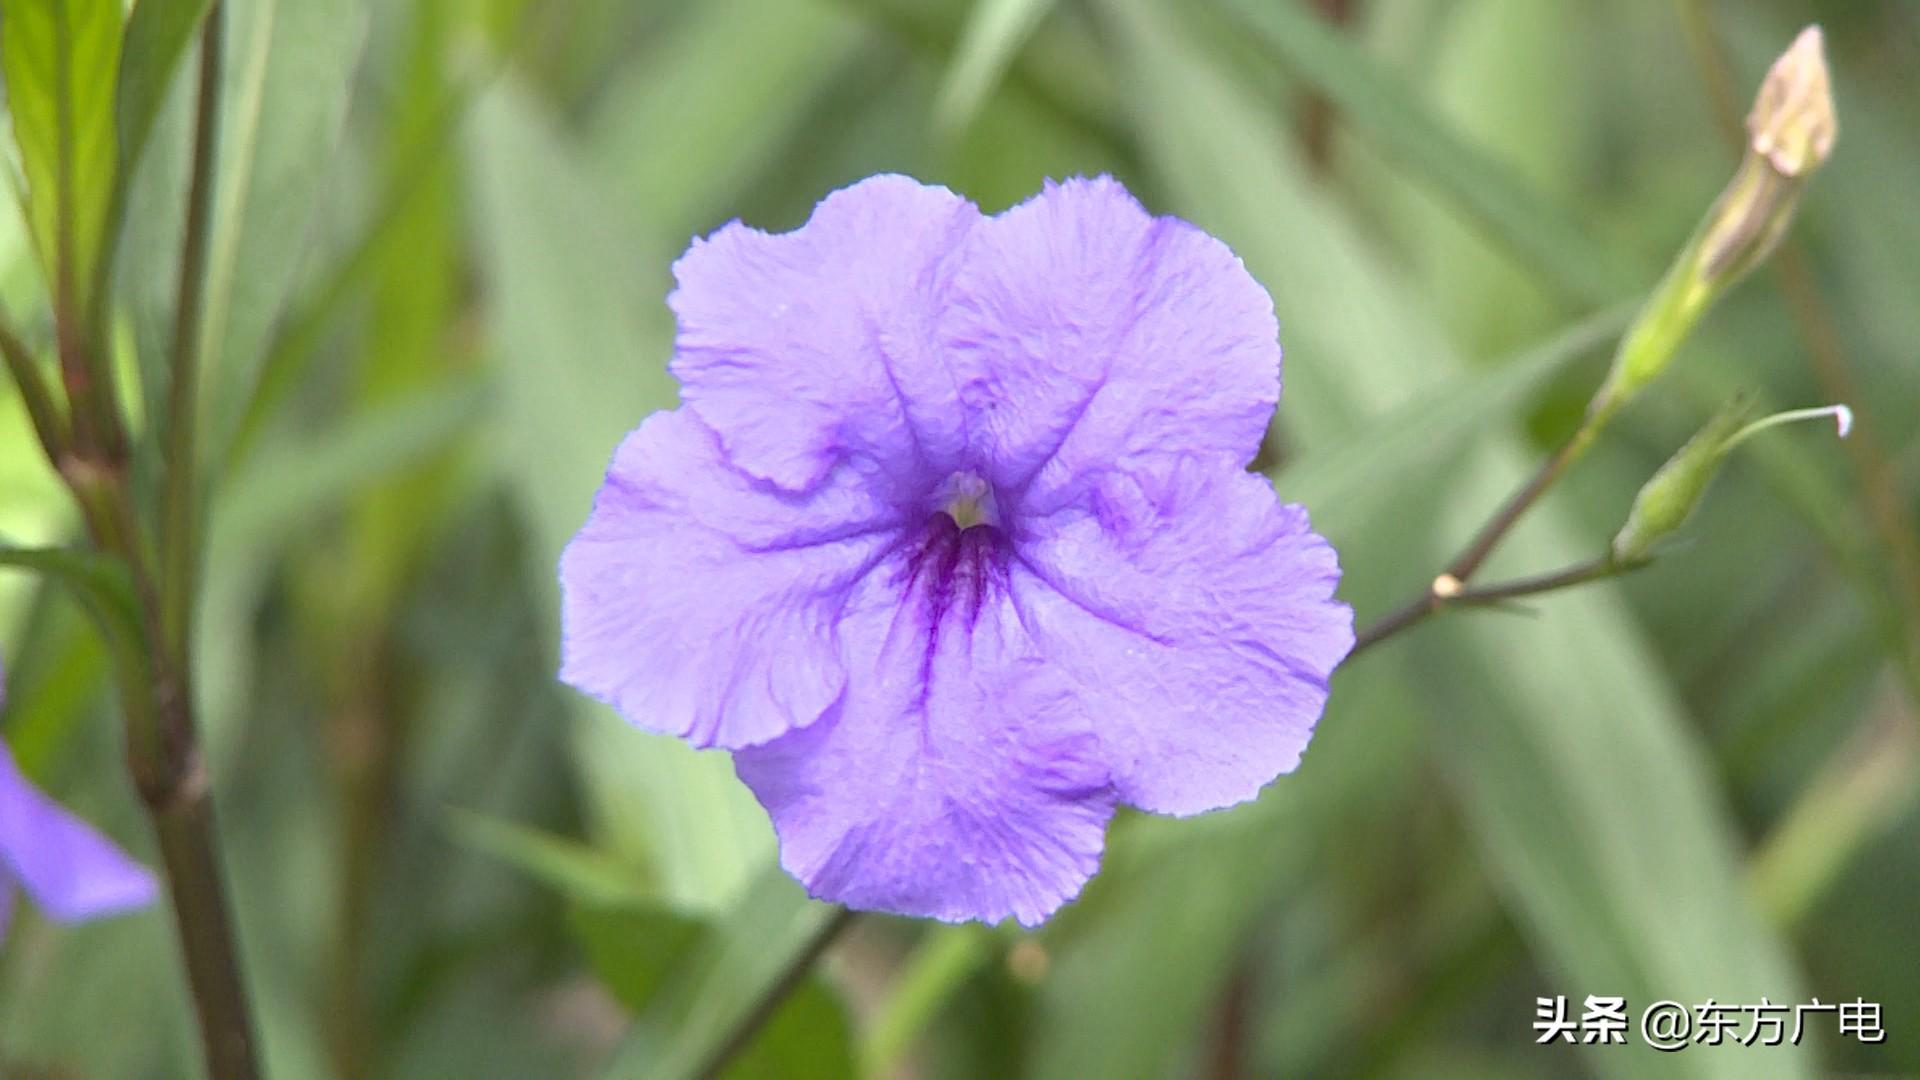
[1351,555,1639,659]
[139,11,262,1078]
[40,7,269,1078]
[59,451,260,1080]
[1442,555,1632,607]
[150,784,259,1079]
[691,907,857,1080]
[0,311,70,460]
[1351,402,1615,658]
[1440,414,1605,585]
[163,2,225,664]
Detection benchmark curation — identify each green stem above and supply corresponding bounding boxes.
[1358,155,1725,659]
[861,926,992,1076]
[0,310,70,461]
[162,2,225,662]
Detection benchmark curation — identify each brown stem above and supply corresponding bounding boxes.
[327,638,411,1080]
[1351,556,1637,659]
[135,10,262,1077]
[1441,419,1601,585]
[1442,556,1629,607]
[694,908,857,1080]
[1206,960,1257,1080]
[32,6,261,1076]
[1351,389,1620,662]
[1295,0,1359,173]
[63,454,260,1080]
[150,782,259,1080]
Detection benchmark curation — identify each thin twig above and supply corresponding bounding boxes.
[1351,556,1640,658]
[1440,419,1604,585]
[1350,411,1609,659]
[693,908,857,1080]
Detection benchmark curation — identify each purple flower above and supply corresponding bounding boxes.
[1,664,159,937]
[560,175,1351,925]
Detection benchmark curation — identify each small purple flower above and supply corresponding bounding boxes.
[1,664,159,937]
[560,175,1351,925]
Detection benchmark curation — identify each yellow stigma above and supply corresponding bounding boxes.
[940,471,995,529]
[948,494,987,529]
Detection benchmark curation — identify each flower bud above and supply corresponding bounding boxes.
[1747,26,1838,179]
[1696,26,1837,288]
[1611,402,1750,565]
[1596,26,1836,413]
[1612,400,1851,563]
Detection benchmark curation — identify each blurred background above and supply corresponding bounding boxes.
[1,0,1915,1076]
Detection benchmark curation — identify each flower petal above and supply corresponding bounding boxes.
[670,175,980,494]
[559,410,905,749]
[734,522,1116,926]
[1015,468,1352,815]
[942,176,1281,514]
[0,744,158,924]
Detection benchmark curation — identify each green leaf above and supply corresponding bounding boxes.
[216,381,485,543]
[861,925,993,1076]
[1212,0,1634,307]
[197,379,485,770]
[445,809,654,909]
[1281,306,1631,542]
[465,78,772,912]
[225,0,473,469]
[584,0,863,247]
[571,904,708,1017]
[0,0,122,310]
[602,865,850,1080]
[197,0,368,461]
[1029,670,1426,1079]
[0,595,110,773]
[114,0,210,185]
[709,978,853,1080]
[932,0,1056,139]
[0,543,141,668]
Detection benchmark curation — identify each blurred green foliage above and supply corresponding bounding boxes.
[2,0,1916,1076]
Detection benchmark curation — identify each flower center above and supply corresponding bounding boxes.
[892,472,1012,658]
[936,470,999,531]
